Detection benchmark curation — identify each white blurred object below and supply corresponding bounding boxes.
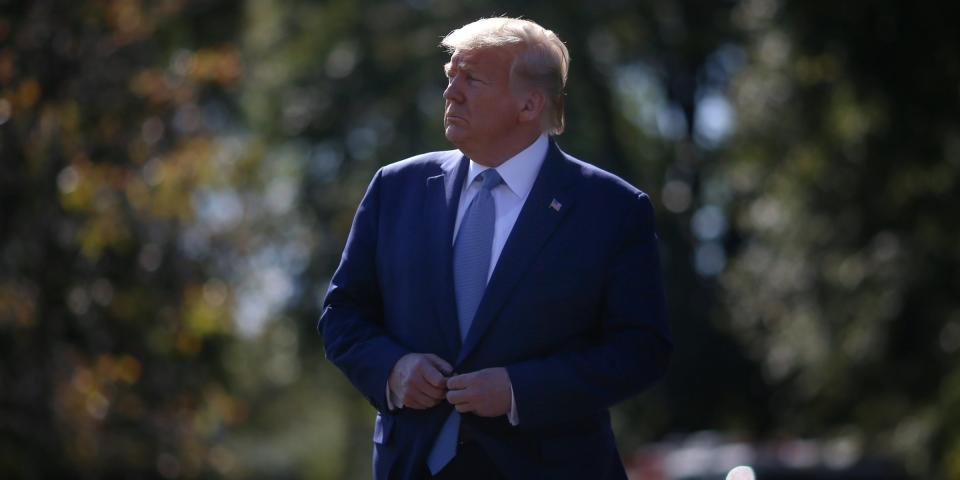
[726,465,756,480]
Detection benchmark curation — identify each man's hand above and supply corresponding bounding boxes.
[445,367,512,417]
[388,353,452,409]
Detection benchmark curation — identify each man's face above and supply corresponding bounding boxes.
[442,48,521,152]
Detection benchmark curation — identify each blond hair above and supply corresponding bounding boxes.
[441,17,570,135]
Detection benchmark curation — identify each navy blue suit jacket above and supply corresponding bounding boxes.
[319,139,671,479]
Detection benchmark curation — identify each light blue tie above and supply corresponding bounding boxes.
[426,169,502,474]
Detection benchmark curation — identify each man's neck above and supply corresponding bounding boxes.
[461,130,543,167]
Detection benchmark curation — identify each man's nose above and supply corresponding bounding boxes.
[443,77,464,104]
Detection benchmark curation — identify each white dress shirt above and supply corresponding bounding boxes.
[453,133,549,277]
[387,134,549,426]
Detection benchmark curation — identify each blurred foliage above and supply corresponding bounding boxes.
[718,1,960,478]
[0,0,956,479]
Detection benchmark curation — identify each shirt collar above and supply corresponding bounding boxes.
[464,134,548,200]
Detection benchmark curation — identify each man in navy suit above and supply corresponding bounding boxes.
[319,17,671,479]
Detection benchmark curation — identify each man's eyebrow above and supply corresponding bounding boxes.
[444,61,474,75]
[443,60,477,79]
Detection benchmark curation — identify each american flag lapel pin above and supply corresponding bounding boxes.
[549,198,562,212]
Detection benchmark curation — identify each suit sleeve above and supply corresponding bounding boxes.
[319,169,409,413]
[506,192,671,429]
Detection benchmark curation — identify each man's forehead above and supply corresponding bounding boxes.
[446,48,514,70]
[448,50,478,68]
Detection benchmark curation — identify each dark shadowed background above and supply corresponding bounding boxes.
[2,0,958,478]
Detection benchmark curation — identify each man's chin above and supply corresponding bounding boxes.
[444,126,468,146]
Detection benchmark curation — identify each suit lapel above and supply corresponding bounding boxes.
[457,140,578,364]
[425,152,470,357]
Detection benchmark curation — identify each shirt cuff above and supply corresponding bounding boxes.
[386,382,403,410]
[507,382,519,426]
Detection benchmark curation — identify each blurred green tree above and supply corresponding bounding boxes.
[719,0,960,477]
[0,0,252,476]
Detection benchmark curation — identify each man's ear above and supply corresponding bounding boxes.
[518,89,545,123]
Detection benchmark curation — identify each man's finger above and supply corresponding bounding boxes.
[417,381,446,401]
[454,402,474,413]
[409,386,442,409]
[424,354,453,376]
[409,372,445,399]
[410,380,444,401]
[446,388,469,404]
[403,392,428,409]
[422,365,448,389]
[446,372,473,390]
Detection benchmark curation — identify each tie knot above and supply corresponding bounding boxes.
[479,169,503,191]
